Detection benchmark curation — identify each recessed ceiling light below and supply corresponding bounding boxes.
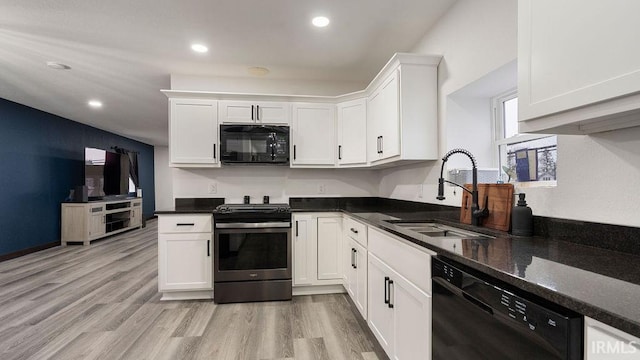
[46,61,71,70]
[312,16,330,28]
[88,100,103,109]
[248,66,270,76]
[191,43,208,53]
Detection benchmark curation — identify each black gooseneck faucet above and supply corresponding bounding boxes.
[437,148,489,226]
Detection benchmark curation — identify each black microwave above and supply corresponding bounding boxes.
[219,125,290,165]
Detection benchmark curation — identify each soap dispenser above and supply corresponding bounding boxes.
[512,193,533,236]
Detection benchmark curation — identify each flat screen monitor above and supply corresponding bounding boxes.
[85,147,135,200]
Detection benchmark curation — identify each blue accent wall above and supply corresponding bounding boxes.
[0,98,155,257]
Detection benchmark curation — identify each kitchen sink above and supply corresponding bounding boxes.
[384,220,493,240]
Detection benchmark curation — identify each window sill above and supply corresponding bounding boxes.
[511,180,557,189]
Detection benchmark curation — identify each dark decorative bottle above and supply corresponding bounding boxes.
[512,193,533,236]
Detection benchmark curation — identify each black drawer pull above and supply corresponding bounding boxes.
[176,223,195,226]
[388,279,394,308]
[350,228,358,234]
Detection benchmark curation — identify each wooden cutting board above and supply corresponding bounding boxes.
[460,183,514,231]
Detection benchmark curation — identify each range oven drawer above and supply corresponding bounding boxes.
[158,214,212,234]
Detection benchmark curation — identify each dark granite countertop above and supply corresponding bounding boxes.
[154,196,640,336]
[288,198,640,338]
[155,197,225,215]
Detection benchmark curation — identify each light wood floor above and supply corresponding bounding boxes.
[0,219,387,360]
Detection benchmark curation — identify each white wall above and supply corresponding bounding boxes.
[154,146,174,210]
[170,74,365,96]
[171,167,379,205]
[379,0,518,207]
[379,0,640,227]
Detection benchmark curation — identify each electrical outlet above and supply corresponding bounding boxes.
[318,184,326,194]
[208,183,217,194]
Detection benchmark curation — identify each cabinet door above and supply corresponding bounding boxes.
[368,253,395,356]
[344,237,356,298]
[291,103,336,166]
[317,217,342,280]
[293,214,316,286]
[218,101,256,124]
[169,99,218,165]
[518,0,640,133]
[130,208,142,228]
[337,98,367,166]
[392,273,431,360]
[219,101,290,125]
[353,240,368,320]
[89,213,105,238]
[377,71,400,160]
[158,233,212,291]
[585,317,640,360]
[255,102,290,125]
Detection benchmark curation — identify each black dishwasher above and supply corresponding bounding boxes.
[432,257,582,360]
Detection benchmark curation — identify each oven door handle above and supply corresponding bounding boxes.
[433,277,494,315]
[215,222,291,229]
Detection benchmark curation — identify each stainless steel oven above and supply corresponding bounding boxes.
[213,204,292,303]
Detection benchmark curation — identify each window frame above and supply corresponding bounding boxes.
[492,89,557,187]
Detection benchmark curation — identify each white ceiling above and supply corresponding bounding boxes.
[0,0,456,146]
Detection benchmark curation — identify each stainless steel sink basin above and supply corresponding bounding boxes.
[384,220,493,240]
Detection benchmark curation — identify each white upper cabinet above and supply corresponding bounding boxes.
[162,52,440,169]
[291,103,336,167]
[337,98,367,166]
[219,100,290,125]
[366,54,440,167]
[169,99,219,167]
[219,100,289,125]
[518,0,640,134]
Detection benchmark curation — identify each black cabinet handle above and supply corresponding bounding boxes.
[251,105,254,120]
[384,276,390,304]
[353,249,357,269]
[213,144,216,159]
[256,105,260,121]
[295,221,299,237]
[338,145,342,160]
[388,279,394,308]
[380,136,383,154]
[350,228,358,234]
[293,145,297,160]
[176,223,195,226]
[351,248,355,268]
[207,240,210,257]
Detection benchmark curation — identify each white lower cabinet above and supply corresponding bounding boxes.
[317,217,343,280]
[293,213,343,289]
[367,226,434,360]
[293,214,315,286]
[344,237,368,319]
[585,317,640,360]
[157,214,213,300]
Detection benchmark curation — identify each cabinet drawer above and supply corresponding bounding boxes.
[345,217,367,247]
[159,214,212,234]
[368,227,434,294]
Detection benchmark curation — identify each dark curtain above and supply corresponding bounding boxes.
[114,147,139,188]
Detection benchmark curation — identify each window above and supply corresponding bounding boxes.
[493,90,557,186]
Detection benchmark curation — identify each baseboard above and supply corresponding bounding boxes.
[293,284,346,296]
[0,241,60,262]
